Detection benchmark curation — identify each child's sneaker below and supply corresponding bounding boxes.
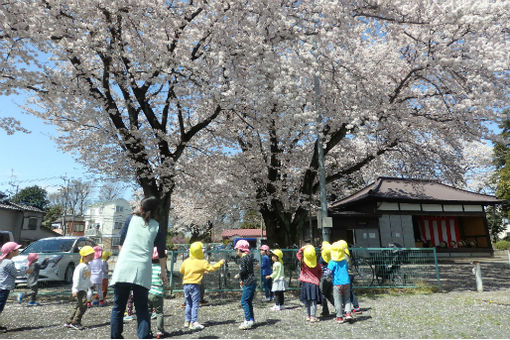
[87,301,92,308]
[344,313,354,323]
[99,300,105,307]
[69,323,84,330]
[123,315,134,321]
[17,293,23,303]
[352,307,362,314]
[64,323,71,328]
[183,321,190,328]
[238,320,254,330]
[336,316,344,323]
[27,301,40,306]
[189,322,204,330]
[156,331,164,339]
[270,305,281,311]
[151,312,157,319]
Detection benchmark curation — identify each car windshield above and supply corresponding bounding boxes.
[21,239,76,254]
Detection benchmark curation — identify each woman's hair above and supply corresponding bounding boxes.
[135,196,159,223]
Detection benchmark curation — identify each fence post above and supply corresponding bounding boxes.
[432,248,441,290]
[472,261,483,292]
[169,250,175,291]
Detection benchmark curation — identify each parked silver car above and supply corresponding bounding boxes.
[13,236,97,283]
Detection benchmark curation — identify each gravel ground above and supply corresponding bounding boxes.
[2,256,510,339]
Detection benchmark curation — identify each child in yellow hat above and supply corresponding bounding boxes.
[328,240,354,323]
[179,241,225,330]
[65,245,95,330]
[319,241,335,316]
[266,249,286,311]
[297,245,322,322]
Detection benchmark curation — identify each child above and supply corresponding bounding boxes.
[0,242,21,333]
[179,241,225,330]
[319,241,335,316]
[259,245,273,302]
[234,240,256,330]
[345,249,362,315]
[88,246,106,307]
[65,245,95,330]
[266,249,285,311]
[101,250,112,302]
[328,240,354,323]
[297,245,322,322]
[148,247,169,339]
[19,253,50,306]
[123,291,135,321]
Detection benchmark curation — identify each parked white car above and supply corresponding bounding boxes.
[13,236,97,283]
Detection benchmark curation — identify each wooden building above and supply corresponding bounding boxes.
[326,177,500,257]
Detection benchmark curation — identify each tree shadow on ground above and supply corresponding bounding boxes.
[6,324,61,333]
[86,321,110,330]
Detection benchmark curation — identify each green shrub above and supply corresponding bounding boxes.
[494,240,510,250]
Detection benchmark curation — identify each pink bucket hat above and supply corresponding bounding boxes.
[1,241,21,260]
[93,246,103,259]
[234,240,250,253]
[27,253,39,267]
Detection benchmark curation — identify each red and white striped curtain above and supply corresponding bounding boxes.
[419,216,461,248]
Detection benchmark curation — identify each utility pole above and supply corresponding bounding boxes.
[312,40,331,243]
[61,175,70,236]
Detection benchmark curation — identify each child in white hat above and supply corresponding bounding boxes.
[0,241,22,332]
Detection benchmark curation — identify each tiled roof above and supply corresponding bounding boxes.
[221,229,266,238]
[0,201,44,213]
[330,177,501,208]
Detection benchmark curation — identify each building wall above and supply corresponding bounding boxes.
[0,209,22,241]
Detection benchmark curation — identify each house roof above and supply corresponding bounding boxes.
[0,201,44,213]
[330,177,501,209]
[221,228,266,238]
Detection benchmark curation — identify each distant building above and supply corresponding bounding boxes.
[84,199,132,253]
[0,201,60,247]
[51,215,86,237]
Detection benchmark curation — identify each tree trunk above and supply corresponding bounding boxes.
[261,202,308,248]
[140,188,171,246]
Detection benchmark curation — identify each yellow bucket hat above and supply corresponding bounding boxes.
[321,241,332,263]
[303,245,317,268]
[79,245,95,263]
[339,240,350,257]
[189,242,204,259]
[270,249,283,263]
[330,241,347,262]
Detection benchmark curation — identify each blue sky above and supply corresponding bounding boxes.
[0,94,131,199]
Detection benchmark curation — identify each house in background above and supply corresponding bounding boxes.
[84,199,132,253]
[321,177,500,257]
[0,201,60,247]
[51,215,86,236]
[221,228,267,249]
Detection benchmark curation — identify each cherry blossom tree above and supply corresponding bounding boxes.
[202,1,510,245]
[0,1,234,235]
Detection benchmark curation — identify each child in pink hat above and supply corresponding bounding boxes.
[0,241,22,333]
[18,253,50,306]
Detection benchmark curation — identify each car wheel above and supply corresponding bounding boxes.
[64,263,75,283]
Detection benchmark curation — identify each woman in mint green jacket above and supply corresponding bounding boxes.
[110,197,168,339]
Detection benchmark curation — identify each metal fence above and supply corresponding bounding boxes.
[162,247,440,293]
[348,247,441,289]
